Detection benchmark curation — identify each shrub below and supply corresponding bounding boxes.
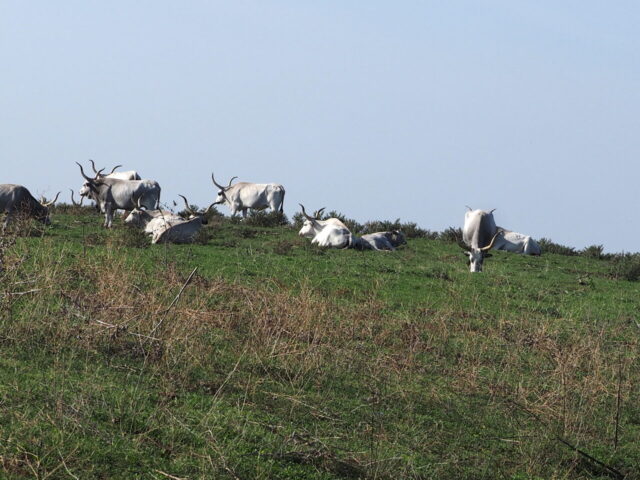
[107,227,150,248]
[537,238,577,256]
[361,219,436,239]
[439,227,463,243]
[580,244,606,259]
[609,253,640,281]
[242,211,289,227]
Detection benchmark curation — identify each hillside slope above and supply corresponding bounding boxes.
[0,210,638,479]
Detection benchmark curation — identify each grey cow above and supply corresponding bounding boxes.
[77,162,161,228]
[0,184,60,229]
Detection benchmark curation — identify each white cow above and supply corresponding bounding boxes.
[124,202,184,235]
[461,207,501,272]
[492,228,542,255]
[298,204,352,248]
[89,159,141,181]
[150,195,213,244]
[77,162,161,228]
[358,230,407,251]
[211,173,285,218]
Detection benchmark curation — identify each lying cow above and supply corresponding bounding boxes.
[124,202,184,235]
[151,195,213,244]
[357,230,407,251]
[298,204,352,248]
[493,228,542,255]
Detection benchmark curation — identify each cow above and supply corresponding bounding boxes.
[298,204,352,248]
[89,159,141,181]
[0,184,60,229]
[124,198,184,234]
[358,230,407,251]
[460,207,501,272]
[211,173,285,218]
[77,162,161,228]
[151,195,213,244]
[492,228,542,256]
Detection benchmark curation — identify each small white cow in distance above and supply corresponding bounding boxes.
[89,159,141,181]
[358,230,407,251]
[298,204,352,248]
[151,195,213,244]
[211,172,285,218]
[493,228,542,255]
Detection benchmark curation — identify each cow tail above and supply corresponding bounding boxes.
[279,188,285,213]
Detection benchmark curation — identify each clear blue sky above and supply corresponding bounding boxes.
[2,1,638,252]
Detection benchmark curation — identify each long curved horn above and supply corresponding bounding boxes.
[42,191,61,207]
[314,208,326,219]
[179,194,195,214]
[227,176,238,188]
[299,203,314,221]
[69,189,83,206]
[465,205,472,211]
[109,165,123,174]
[89,159,98,174]
[77,162,93,181]
[211,172,225,190]
[202,202,217,215]
[480,230,501,252]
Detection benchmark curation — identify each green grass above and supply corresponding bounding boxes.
[0,210,638,479]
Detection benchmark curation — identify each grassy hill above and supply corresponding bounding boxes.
[0,209,638,479]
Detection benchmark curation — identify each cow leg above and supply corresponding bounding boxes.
[104,203,114,228]
[242,208,248,219]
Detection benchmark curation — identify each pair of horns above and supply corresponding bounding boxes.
[299,204,326,221]
[179,195,215,215]
[211,172,237,190]
[89,159,121,175]
[69,189,83,206]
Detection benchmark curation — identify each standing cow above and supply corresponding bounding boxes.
[0,184,60,229]
[77,162,161,228]
[211,173,285,218]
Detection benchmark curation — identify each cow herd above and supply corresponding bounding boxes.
[0,161,541,272]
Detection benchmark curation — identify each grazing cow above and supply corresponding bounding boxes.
[89,159,141,181]
[77,162,161,228]
[0,184,60,229]
[211,173,285,218]
[298,204,352,248]
[460,207,501,272]
[358,230,407,251]
[151,195,213,244]
[493,228,542,256]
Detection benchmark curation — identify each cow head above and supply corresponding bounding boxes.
[179,194,215,224]
[211,173,238,205]
[389,230,406,247]
[298,203,323,238]
[459,230,500,273]
[77,161,104,200]
[36,191,60,225]
[124,194,148,227]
